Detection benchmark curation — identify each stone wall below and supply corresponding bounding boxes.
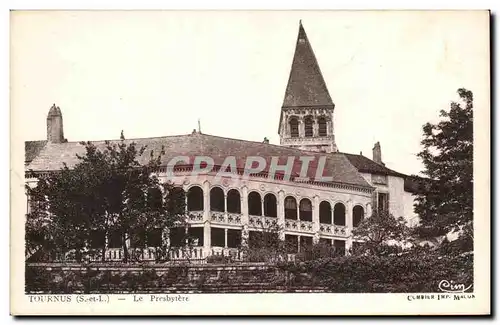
[26,263,327,294]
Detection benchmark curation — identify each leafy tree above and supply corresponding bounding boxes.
[241,219,288,263]
[351,211,414,256]
[413,88,473,240]
[26,133,186,263]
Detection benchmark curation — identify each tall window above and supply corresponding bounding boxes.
[353,205,365,227]
[285,196,297,220]
[248,192,262,216]
[289,117,299,138]
[226,189,241,213]
[263,193,277,217]
[187,227,204,247]
[187,186,204,211]
[319,201,332,224]
[211,228,225,247]
[318,117,327,137]
[304,116,313,137]
[377,193,389,213]
[333,203,346,226]
[299,198,312,221]
[210,187,224,212]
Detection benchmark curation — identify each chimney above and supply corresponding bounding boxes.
[263,137,269,144]
[372,142,383,165]
[47,104,65,143]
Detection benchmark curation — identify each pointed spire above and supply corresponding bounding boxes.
[281,21,334,108]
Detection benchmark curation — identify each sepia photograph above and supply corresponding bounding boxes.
[10,10,490,315]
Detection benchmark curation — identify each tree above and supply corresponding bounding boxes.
[241,219,288,263]
[26,133,186,263]
[351,211,414,256]
[413,88,473,240]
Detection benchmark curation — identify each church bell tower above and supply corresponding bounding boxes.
[278,21,337,153]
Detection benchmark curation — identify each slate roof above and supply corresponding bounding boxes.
[343,153,406,177]
[25,132,372,189]
[25,140,48,164]
[281,22,334,108]
[343,152,427,194]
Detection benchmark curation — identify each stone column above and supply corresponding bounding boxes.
[312,195,320,243]
[346,199,354,254]
[366,202,372,218]
[203,180,211,252]
[224,193,227,213]
[224,229,228,248]
[299,120,305,138]
[277,190,285,240]
[313,121,319,137]
[241,186,249,245]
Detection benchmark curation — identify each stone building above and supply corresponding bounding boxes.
[25,22,420,261]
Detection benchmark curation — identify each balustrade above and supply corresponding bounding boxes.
[319,223,349,237]
[285,219,314,233]
[209,211,243,226]
[248,215,278,229]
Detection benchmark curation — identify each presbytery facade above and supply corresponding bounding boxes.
[25,22,420,261]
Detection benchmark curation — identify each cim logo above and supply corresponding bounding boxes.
[438,280,472,293]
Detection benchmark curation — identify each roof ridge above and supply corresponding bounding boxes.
[198,133,337,155]
[46,133,193,145]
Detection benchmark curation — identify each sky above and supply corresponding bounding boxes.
[10,10,489,175]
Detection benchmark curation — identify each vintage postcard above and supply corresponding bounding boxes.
[10,10,490,315]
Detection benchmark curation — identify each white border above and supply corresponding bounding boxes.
[4,1,496,320]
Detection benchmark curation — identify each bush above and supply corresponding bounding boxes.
[295,242,339,262]
[280,249,473,293]
[206,255,232,264]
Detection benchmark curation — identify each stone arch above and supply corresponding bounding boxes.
[187,185,203,211]
[289,116,299,138]
[299,198,312,221]
[304,115,314,137]
[353,205,365,227]
[333,202,346,226]
[263,193,277,218]
[319,201,332,224]
[210,186,225,212]
[285,196,298,220]
[226,189,241,213]
[248,191,262,216]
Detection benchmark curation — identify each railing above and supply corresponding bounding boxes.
[186,210,204,223]
[248,215,278,229]
[210,211,242,225]
[91,246,243,263]
[169,246,206,263]
[210,247,244,260]
[319,223,349,237]
[285,219,314,233]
